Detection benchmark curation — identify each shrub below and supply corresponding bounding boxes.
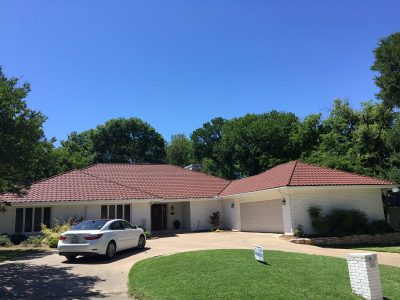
[368,220,394,235]
[308,206,392,237]
[9,233,27,245]
[144,231,152,239]
[173,220,180,230]
[0,234,12,247]
[41,219,75,248]
[209,211,222,230]
[293,224,305,238]
[25,235,44,247]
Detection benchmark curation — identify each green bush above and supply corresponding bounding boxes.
[25,235,44,247]
[308,206,390,237]
[293,224,305,238]
[144,231,152,239]
[209,211,222,230]
[9,233,27,245]
[40,219,75,248]
[0,234,12,247]
[368,220,394,235]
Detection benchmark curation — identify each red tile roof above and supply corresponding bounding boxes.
[0,170,154,203]
[219,161,395,196]
[83,164,230,199]
[0,161,395,203]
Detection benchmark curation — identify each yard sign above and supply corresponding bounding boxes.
[254,244,264,262]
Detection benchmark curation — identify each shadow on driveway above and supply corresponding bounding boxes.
[0,262,104,299]
[61,247,150,265]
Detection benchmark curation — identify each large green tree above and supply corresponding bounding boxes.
[222,111,301,176]
[371,32,400,108]
[191,117,236,178]
[91,118,166,163]
[304,99,397,180]
[58,130,96,170]
[166,134,194,167]
[0,68,50,205]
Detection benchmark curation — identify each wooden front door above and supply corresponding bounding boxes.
[151,204,167,230]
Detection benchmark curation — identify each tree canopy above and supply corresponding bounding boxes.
[371,32,400,108]
[0,68,49,197]
[2,31,400,190]
[166,134,194,167]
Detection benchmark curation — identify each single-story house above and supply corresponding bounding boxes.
[0,161,397,235]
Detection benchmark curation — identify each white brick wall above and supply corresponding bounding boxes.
[347,253,383,300]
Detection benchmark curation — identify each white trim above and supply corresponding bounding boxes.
[218,184,398,198]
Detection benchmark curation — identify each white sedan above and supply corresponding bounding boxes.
[58,219,146,261]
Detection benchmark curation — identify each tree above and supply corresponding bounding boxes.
[371,32,400,108]
[58,130,96,170]
[91,118,166,163]
[166,134,194,167]
[222,111,301,176]
[191,117,235,178]
[304,99,397,180]
[0,68,49,210]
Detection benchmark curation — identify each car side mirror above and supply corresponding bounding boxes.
[133,225,138,229]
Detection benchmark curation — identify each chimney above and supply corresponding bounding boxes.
[185,164,201,172]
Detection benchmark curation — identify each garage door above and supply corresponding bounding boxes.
[240,200,284,233]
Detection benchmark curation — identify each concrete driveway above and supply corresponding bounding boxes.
[1,231,399,299]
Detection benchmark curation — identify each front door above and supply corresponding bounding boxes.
[151,204,167,230]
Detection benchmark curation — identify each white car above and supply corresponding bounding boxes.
[58,219,146,261]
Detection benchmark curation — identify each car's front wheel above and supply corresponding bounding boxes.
[105,241,116,259]
[137,235,146,249]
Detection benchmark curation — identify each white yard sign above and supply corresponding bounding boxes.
[254,244,264,262]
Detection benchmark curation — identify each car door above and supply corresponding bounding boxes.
[122,220,140,248]
[109,221,127,250]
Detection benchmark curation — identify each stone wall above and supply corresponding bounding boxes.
[289,231,400,245]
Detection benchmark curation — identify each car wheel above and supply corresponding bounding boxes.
[105,241,116,259]
[65,255,77,261]
[137,235,146,249]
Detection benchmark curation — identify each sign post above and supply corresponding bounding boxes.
[254,244,264,262]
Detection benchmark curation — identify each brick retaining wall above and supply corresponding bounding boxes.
[289,231,400,245]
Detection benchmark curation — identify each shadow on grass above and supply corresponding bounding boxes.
[61,246,151,265]
[0,262,104,299]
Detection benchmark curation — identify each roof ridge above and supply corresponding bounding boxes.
[79,170,160,199]
[164,164,231,182]
[217,180,234,196]
[292,161,395,184]
[287,160,298,185]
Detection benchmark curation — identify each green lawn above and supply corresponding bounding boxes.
[128,250,400,300]
[354,245,400,254]
[0,248,43,262]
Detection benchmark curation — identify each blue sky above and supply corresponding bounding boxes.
[1,1,400,144]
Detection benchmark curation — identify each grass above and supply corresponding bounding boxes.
[0,247,45,262]
[354,245,400,254]
[128,249,400,300]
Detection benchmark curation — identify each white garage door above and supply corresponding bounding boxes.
[240,200,284,233]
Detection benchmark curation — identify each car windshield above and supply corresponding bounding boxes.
[71,220,108,230]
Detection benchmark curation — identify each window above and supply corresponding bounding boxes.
[101,206,108,219]
[122,220,134,229]
[117,205,123,219]
[109,205,115,219]
[15,208,23,233]
[34,208,42,231]
[43,207,51,227]
[15,207,51,233]
[109,221,123,230]
[100,204,131,221]
[24,208,33,232]
[72,220,108,230]
[124,205,130,222]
